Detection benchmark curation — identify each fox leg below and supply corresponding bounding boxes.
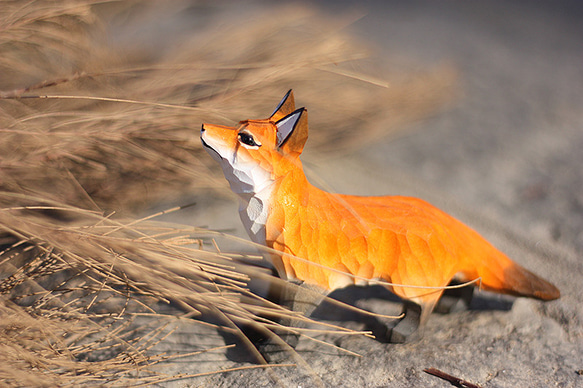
[388,300,423,343]
[277,281,328,346]
[257,281,328,362]
[434,279,474,314]
[388,278,474,343]
[388,292,443,343]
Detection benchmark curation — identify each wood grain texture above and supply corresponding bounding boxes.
[202,90,560,325]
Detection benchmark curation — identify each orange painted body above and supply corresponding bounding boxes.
[201,90,559,323]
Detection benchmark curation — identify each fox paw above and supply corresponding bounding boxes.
[255,333,300,363]
[389,301,422,343]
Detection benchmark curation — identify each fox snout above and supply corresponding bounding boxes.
[200,123,231,150]
[200,124,208,145]
[200,123,226,163]
[199,123,211,150]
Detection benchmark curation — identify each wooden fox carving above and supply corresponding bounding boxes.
[201,90,560,346]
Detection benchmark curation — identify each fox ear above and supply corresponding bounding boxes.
[276,108,308,155]
[269,89,295,122]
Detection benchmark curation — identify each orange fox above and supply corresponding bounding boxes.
[201,90,559,345]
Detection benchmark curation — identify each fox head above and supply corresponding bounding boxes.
[201,90,308,196]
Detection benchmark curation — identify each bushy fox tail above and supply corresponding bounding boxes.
[462,243,560,301]
[480,259,560,300]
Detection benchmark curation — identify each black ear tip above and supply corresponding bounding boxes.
[281,89,293,101]
[270,89,295,119]
[274,107,306,124]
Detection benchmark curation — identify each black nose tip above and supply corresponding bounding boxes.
[200,124,205,133]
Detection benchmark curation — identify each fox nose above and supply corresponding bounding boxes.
[200,124,206,133]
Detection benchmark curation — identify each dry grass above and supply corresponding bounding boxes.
[0,0,456,213]
[0,0,456,385]
[0,193,296,385]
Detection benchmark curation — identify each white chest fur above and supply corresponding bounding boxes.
[238,187,272,245]
[214,154,274,245]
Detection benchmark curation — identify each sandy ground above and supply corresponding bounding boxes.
[152,1,583,386]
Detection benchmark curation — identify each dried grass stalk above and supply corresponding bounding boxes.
[0,193,312,385]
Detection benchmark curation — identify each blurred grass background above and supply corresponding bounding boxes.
[0,0,455,385]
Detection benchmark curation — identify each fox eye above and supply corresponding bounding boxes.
[238,131,261,147]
